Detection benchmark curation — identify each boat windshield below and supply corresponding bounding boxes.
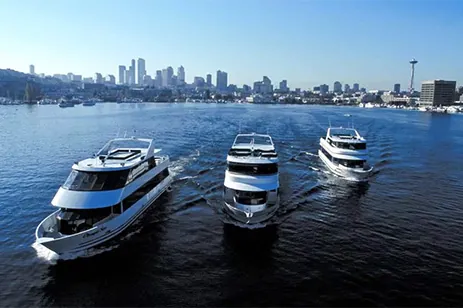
[97,139,150,156]
[234,135,272,146]
[228,162,278,175]
[332,141,366,150]
[62,169,130,191]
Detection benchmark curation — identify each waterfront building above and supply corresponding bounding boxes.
[420,80,456,106]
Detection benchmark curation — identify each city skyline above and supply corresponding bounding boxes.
[1,0,462,89]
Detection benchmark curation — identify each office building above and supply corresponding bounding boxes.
[129,59,136,85]
[137,58,146,85]
[420,80,456,106]
[118,65,126,84]
[177,66,185,84]
[320,84,329,95]
[155,70,162,88]
[216,70,228,91]
[394,83,401,94]
[279,80,288,92]
[353,83,360,92]
[344,84,350,93]
[194,76,205,87]
[125,70,131,85]
[206,74,212,87]
[333,81,342,93]
[29,65,35,75]
[94,73,103,84]
[105,75,116,84]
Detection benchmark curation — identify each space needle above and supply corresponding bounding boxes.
[409,58,418,94]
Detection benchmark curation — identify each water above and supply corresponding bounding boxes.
[1,103,463,306]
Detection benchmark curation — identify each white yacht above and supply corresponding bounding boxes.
[35,137,173,255]
[223,133,280,225]
[319,127,373,182]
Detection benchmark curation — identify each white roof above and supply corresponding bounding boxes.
[327,127,365,143]
[73,137,161,172]
[228,133,278,162]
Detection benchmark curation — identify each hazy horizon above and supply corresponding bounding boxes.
[0,0,461,90]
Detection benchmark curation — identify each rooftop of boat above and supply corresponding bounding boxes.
[74,137,162,172]
[327,127,365,143]
[228,133,277,158]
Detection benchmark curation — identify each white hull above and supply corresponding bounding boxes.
[223,197,279,225]
[35,175,173,254]
[319,149,372,182]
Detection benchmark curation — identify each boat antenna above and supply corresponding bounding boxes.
[123,130,127,138]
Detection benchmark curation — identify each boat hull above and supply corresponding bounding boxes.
[223,196,279,225]
[35,175,173,255]
[318,149,372,182]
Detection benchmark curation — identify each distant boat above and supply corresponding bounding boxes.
[58,99,74,108]
[82,99,96,106]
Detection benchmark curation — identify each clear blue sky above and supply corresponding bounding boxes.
[0,0,461,90]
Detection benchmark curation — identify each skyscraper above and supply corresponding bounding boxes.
[333,81,342,93]
[167,67,174,86]
[394,83,401,94]
[320,84,329,95]
[344,84,350,93]
[155,70,162,88]
[162,69,168,87]
[118,65,126,84]
[216,70,228,91]
[130,59,136,85]
[94,73,103,84]
[206,74,212,87]
[29,65,35,75]
[177,66,185,84]
[125,70,131,85]
[279,80,288,92]
[137,58,146,85]
[353,83,360,92]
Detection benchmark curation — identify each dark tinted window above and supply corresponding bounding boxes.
[234,190,267,205]
[228,162,278,175]
[63,169,129,191]
[335,142,366,150]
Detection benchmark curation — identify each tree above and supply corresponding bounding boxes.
[205,89,211,99]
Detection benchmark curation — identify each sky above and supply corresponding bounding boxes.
[0,0,461,90]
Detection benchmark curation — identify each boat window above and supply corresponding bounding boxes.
[334,142,366,150]
[63,170,130,191]
[320,147,332,160]
[57,206,113,235]
[332,158,365,168]
[122,167,169,212]
[228,162,278,175]
[234,190,267,205]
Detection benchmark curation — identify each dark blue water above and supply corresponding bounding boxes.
[1,103,463,306]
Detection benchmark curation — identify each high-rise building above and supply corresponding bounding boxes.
[177,66,185,84]
[105,75,116,84]
[83,77,94,83]
[166,67,174,86]
[94,73,103,84]
[279,80,288,92]
[118,65,126,84]
[333,81,342,93]
[194,76,205,87]
[320,84,329,95]
[67,73,74,81]
[129,59,136,85]
[137,58,146,85]
[344,84,350,93]
[394,83,401,94]
[155,70,162,88]
[353,83,360,92]
[420,80,456,106]
[29,65,35,75]
[72,75,82,82]
[216,70,228,91]
[162,69,168,87]
[125,70,131,85]
[143,75,153,86]
[206,74,212,87]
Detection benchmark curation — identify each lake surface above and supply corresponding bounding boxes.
[1,103,463,306]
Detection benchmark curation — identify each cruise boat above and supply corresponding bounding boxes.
[58,99,74,108]
[35,137,173,255]
[82,99,96,106]
[223,133,280,225]
[319,127,373,182]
